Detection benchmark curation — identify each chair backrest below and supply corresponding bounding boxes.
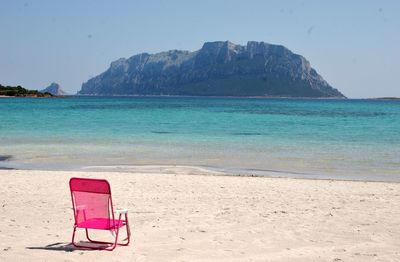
[69,177,115,225]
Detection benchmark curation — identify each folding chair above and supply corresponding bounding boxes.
[69,177,131,250]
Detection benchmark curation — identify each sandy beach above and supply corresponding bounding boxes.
[0,168,399,261]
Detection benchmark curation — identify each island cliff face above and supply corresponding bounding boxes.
[78,41,345,98]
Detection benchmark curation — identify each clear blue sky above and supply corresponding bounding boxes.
[1,0,399,97]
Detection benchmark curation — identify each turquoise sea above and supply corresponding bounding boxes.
[0,96,399,181]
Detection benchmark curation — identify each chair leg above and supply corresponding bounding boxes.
[107,226,120,251]
[85,228,97,243]
[85,220,130,246]
[71,226,78,247]
[72,226,103,250]
[119,214,131,246]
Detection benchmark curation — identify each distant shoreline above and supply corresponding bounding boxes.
[0,84,53,97]
[73,94,400,100]
[372,97,400,100]
[75,94,348,99]
[3,94,399,100]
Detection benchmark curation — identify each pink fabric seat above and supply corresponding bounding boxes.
[77,218,126,230]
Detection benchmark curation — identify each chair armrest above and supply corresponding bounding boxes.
[114,208,129,214]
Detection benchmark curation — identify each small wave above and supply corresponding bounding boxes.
[0,155,12,161]
[231,132,264,136]
[151,131,174,134]
[68,104,185,110]
[220,109,389,118]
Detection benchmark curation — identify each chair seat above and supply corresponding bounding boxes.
[77,218,126,230]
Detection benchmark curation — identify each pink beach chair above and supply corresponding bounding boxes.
[69,177,131,250]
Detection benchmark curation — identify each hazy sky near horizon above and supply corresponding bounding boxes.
[0,0,399,98]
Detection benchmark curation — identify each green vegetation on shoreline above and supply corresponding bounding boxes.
[0,84,53,97]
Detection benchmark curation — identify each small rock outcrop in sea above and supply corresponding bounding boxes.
[78,41,345,98]
[41,82,68,96]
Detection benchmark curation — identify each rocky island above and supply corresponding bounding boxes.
[78,41,345,98]
[41,82,68,96]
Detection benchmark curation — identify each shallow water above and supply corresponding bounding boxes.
[0,96,399,181]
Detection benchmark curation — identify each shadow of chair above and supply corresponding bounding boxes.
[26,241,112,252]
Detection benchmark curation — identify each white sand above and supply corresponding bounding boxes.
[0,169,399,261]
